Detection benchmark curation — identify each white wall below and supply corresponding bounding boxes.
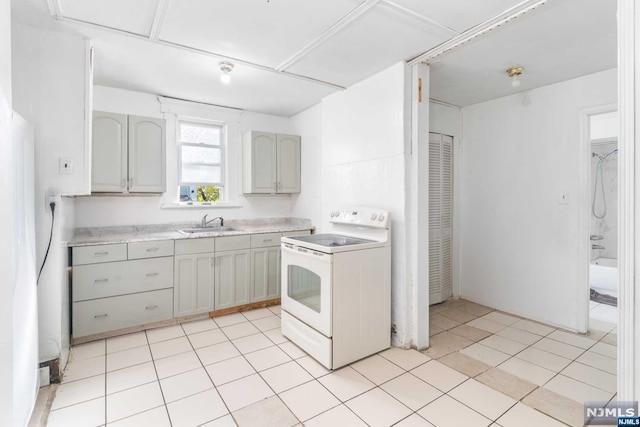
[290,103,322,228]
[0,0,13,420]
[12,23,89,366]
[459,68,617,331]
[320,62,412,346]
[73,85,294,228]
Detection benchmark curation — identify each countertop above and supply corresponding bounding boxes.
[69,217,313,247]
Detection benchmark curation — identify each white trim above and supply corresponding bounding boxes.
[275,0,382,71]
[618,0,637,401]
[408,0,549,65]
[578,104,618,335]
[382,1,459,35]
[45,0,62,18]
[83,40,94,196]
[149,0,169,40]
[409,63,430,349]
[159,96,242,118]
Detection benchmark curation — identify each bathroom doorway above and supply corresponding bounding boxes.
[587,110,619,328]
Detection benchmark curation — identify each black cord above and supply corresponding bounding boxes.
[37,202,55,285]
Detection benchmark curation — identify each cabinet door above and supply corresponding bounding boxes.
[92,112,127,192]
[214,249,251,310]
[174,253,215,317]
[128,115,166,193]
[251,247,281,302]
[248,132,277,193]
[276,134,301,193]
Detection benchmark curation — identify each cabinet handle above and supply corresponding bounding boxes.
[145,272,159,277]
[94,251,109,256]
[145,247,159,252]
[121,178,126,189]
[94,314,108,319]
[128,178,133,188]
[278,182,282,190]
[145,305,158,310]
[273,182,277,192]
[263,239,273,243]
[94,278,109,283]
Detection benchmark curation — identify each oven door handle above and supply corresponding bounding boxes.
[281,244,332,262]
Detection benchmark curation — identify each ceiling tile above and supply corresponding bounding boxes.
[390,0,524,32]
[159,0,363,68]
[287,2,452,87]
[91,34,337,116]
[59,0,160,36]
[429,0,616,106]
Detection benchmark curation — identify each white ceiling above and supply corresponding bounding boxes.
[429,0,617,106]
[11,0,617,115]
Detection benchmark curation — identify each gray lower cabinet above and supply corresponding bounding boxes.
[250,246,280,302]
[214,249,251,310]
[174,253,215,317]
[72,240,175,338]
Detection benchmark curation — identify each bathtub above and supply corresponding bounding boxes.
[590,257,618,298]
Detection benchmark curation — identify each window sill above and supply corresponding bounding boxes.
[161,201,243,209]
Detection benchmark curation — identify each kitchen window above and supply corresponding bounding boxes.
[178,120,225,203]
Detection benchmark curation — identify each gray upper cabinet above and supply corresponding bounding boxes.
[242,131,300,194]
[92,112,127,192]
[92,111,166,193]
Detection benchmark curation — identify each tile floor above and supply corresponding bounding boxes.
[589,299,617,324]
[40,301,617,427]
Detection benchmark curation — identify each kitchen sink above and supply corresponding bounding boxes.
[177,226,237,234]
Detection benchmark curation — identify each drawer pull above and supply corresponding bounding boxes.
[145,305,158,310]
[145,272,159,277]
[94,251,109,256]
[263,239,273,243]
[94,314,108,319]
[94,278,109,283]
[146,247,160,252]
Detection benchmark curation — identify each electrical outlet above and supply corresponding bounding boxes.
[59,157,73,175]
[46,189,57,210]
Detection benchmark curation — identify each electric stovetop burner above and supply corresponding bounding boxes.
[286,233,375,248]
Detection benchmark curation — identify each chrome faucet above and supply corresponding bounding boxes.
[200,215,224,227]
[590,234,604,241]
[592,244,605,250]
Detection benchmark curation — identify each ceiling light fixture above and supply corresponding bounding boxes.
[506,66,524,88]
[220,62,234,84]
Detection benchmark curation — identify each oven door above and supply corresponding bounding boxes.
[281,243,332,337]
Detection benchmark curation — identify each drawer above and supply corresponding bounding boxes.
[73,257,173,302]
[216,235,251,251]
[175,238,215,255]
[283,230,311,237]
[73,289,173,338]
[73,244,127,266]
[128,240,174,259]
[250,232,283,248]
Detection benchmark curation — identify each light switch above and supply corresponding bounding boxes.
[59,157,73,174]
[558,192,569,204]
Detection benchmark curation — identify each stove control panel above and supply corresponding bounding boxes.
[329,209,390,228]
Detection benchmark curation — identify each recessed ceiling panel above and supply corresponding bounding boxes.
[287,2,452,87]
[159,0,363,68]
[59,0,160,36]
[429,0,616,106]
[391,0,524,32]
[91,34,338,116]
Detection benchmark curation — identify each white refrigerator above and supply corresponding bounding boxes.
[12,113,38,426]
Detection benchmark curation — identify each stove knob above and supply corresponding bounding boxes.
[371,213,377,220]
[331,211,336,217]
[378,215,385,222]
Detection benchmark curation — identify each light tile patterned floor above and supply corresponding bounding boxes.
[42,301,617,427]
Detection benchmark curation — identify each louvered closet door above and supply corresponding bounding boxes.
[429,133,453,304]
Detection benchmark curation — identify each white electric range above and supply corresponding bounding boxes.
[280,208,391,369]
